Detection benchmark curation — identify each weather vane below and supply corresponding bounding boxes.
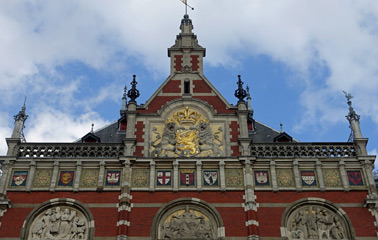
[179,0,194,15]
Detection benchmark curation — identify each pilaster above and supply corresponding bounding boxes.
[339,160,350,192]
[26,160,36,192]
[316,160,325,191]
[173,161,179,192]
[149,160,156,192]
[293,160,301,192]
[73,161,82,192]
[0,160,13,198]
[49,161,59,192]
[196,160,202,191]
[219,160,226,192]
[270,160,278,192]
[97,160,105,191]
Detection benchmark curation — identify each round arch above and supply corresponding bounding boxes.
[281,198,356,240]
[151,198,225,239]
[20,198,95,240]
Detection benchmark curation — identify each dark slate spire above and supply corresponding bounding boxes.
[127,75,140,103]
[234,75,247,103]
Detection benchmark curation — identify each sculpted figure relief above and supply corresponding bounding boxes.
[287,206,348,240]
[160,206,215,239]
[151,107,224,158]
[29,206,88,240]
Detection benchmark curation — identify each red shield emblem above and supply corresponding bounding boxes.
[347,171,363,186]
[180,170,195,186]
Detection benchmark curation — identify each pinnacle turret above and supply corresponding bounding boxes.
[343,91,363,139]
[11,99,28,140]
[120,85,127,116]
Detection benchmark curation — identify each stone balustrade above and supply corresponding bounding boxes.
[16,143,124,158]
[250,142,356,158]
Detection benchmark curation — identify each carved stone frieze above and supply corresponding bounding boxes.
[150,107,224,158]
[160,206,215,239]
[28,206,88,240]
[286,205,349,239]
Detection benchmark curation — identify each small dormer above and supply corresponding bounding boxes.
[82,132,101,143]
[274,132,293,143]
[118,115,127,132]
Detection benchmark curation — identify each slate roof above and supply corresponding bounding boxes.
[76,121,125,143]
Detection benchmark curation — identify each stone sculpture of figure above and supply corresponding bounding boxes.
[330,217,344,239]
[306,207,318,239]
[59,209,76,239]
[193,121,223,157]
[151,120,179,157]
[293,211,308,238]
[195,217,213,239]
[28,206,88,240]
[71,217,86,239]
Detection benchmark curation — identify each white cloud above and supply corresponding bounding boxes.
[0,0,378,152]
[25,108,109,143]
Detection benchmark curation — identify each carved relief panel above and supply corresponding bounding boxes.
[28,206,88,240]
[21,199,94,240]
[283,199,354,240]
[150,106,224,158]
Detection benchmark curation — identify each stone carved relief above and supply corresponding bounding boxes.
[28,206,88,240]
[160,206,216,239]
[151,107,224,158]
[286,206,349,240]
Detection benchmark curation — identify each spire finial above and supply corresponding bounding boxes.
[280,123,283,133]
[91,123,94,133]
[120,85,128,115]
[127,74,140,103]
[234,75,247,103]
[343,91,360,122]
[11,99,29,140]
[179,0,194,15]
[343,91,363,139]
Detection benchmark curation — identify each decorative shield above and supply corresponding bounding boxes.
[301,171,316,186]
[157,171,171,186]
[106,170,121,186]
[58,171,74,186]
[204,170,218,186]
[254,171,270,186]
[347,170,363,186]
[11,171,28,187]
[180,170,195,186]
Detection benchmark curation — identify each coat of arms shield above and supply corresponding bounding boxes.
[204,170,218,186]
[301,171,316,186]
[180,170,195,186]
[11,171,28,187]
[254,171,270,186]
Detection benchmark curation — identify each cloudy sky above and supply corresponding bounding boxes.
[1,0,378,167]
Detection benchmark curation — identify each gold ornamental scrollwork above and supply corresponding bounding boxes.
[151,107,224,158]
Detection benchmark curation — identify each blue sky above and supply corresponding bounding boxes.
[1,1,378,168]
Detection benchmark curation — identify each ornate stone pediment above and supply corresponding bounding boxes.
[150,107,224,158]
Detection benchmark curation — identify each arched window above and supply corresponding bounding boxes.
[151,198,225,239]
[281,198,356,240]
[20,198,95,240]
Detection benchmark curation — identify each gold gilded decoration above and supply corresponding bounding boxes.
[32,170,52,188]
[151,107,224,157]
[173,106,201,125]
[323,169,342,188]
[160,206,215,239]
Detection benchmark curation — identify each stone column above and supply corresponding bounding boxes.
[219,161,226,192]
[124,102,137,156]
[49,161,59,192]
[316,160,325,191]
[362,159,378,194]
[97,160,105,191]
[244,159,259,239]
[339,160,350,192]
[293,160,301,192]
[26,160,36,192]
[0,160,13,198]
[173,161,179,192]
[149,160,155,192]
[117,160,132,240]
[196,160,202,191]
[73,161,82,192]
[270,160,278,192]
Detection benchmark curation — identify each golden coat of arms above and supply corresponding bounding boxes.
[151,107,224,158]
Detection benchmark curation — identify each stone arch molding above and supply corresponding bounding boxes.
[20,198,94,240]
[281,198,356,240]
[151,198,225,240]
